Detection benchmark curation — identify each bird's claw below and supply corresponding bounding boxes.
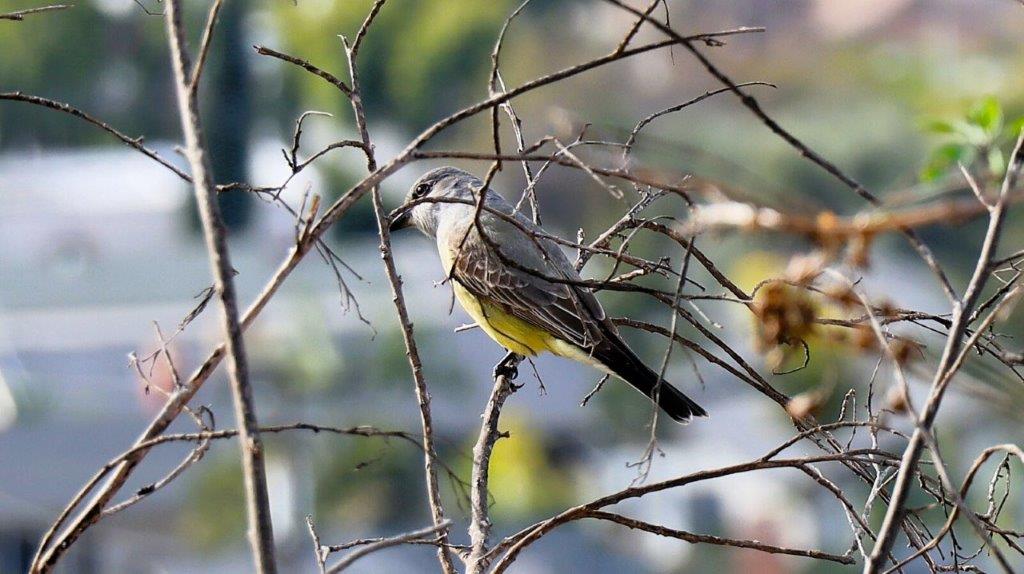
[493,352,521,381]
[493,362,519,381]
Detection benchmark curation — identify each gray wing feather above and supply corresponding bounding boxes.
[448,207,606,349]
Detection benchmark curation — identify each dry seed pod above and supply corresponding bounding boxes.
[785,252,826,285]
[812,211,844,255]
[752,282,817,351]
[823,284,859,309]
[786,389,827,419]
[765,346,786,371]
[876,301,899,320]
[890,339,922,365]
[886,385,910,414]
[851,324,878,352]
[847,231,875,269]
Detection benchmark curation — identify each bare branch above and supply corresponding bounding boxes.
[340,6,458,571]
[305,516,328,574]
[0,4,70,21]
[621,82,776,162]
[865,130,1024,573]
[253,45,353,96]
[612,0,663,55]
[588,510,855,564]
[467,355,522,573]
[189,0,224,95]
[0,92,191,181]
[163,2,276,572]
[489,450,900,572]
[323,520,452,574]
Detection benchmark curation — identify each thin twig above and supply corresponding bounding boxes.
[323,521,452,574]
[589,510,855,564]
[0,4,70,20]
[0,92,191,181]
[188,0,224,95]
[340,5,458,572]
[253,45,353,95]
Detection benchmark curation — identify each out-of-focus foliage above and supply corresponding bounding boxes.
[313,435,426,527]
[0,6,174,145]
[920,96,1024,182]
[470,413,574,518]
[178,452,246,553]
[257,305,345,396]
[267,0,522,130]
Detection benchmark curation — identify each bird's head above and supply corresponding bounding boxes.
[389,166,482,237]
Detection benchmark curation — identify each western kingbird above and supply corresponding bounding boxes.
[390,167,706,423]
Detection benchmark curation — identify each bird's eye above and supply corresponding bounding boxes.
[412,183,430,199]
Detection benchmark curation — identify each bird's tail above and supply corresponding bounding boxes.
[593,341,707,423]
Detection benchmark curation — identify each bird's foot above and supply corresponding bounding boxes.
[493,351,522,382]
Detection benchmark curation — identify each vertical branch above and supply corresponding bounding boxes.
[368,190,458,574]
[164,2,277,572]
[864,131,1024,573]
[468,356,522,574]
[341,4,458,573]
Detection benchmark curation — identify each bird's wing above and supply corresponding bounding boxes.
[448,213,606,349]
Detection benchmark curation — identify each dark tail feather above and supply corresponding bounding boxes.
[594,342,707,423]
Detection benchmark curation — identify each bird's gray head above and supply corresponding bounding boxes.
[389,166,498,237]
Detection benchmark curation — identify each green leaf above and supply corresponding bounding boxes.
[920,143,970,182]
[988,148,1006,177]
[1006,116,1024,139]
[967,96,1003,136]
[923,119,957,134]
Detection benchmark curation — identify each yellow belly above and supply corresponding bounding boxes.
[453,282,549,356]
[451,282,609,372]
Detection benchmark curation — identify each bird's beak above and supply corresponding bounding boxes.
[388,208,412,233]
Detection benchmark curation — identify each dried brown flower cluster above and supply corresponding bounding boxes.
[752,281,817,353]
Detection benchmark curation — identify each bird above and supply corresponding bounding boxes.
[389,166,707,423]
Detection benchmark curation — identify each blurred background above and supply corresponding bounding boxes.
[2,0,1024,572]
